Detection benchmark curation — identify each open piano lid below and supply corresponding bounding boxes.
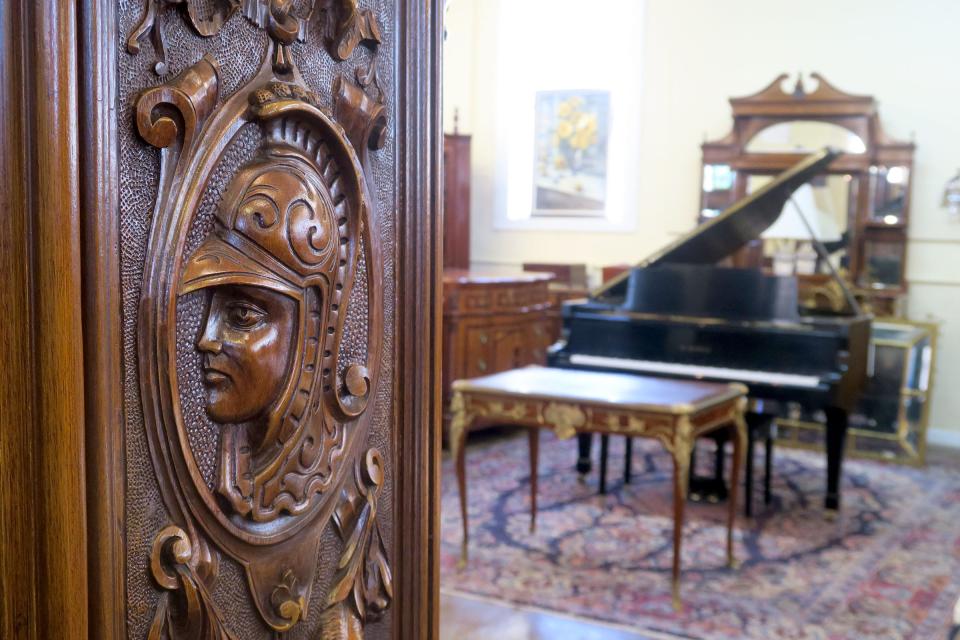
[594,147,840,300]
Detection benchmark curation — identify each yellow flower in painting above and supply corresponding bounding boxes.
[575,113,595,131]
[571,131,591,150]
[557,101,572,118]
[556,121,573,139]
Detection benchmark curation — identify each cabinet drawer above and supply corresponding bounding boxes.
[463,326,493,377]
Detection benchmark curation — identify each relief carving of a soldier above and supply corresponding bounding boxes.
[179,106,358,523]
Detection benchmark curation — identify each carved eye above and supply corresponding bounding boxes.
[225,302,266,330]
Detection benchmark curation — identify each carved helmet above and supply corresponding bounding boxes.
[179,84,371,523]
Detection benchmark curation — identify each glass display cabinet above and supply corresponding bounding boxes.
[776,319,938,466]
[699,73,915,316]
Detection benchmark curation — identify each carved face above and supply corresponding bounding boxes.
[197,284,299,424]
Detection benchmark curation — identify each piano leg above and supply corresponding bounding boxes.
[764,430,774,505]
[824,406,848,512]
[599,434,609,494]
[713,439,725,483]
[689,433,729,504]
[744,428,755,517]
[576,432,593,475]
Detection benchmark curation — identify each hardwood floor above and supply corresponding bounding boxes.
[439,591,682,640]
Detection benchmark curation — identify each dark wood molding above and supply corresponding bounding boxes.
[1,1,89,638]
[0,1,40,636]
[392,1,443,638]
[79,1,126,637]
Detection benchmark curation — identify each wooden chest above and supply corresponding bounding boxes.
[442,270,554,436]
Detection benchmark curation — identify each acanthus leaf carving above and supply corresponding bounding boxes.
[322,448,393,635]
[128,0,240,75]
[129,0,386,77]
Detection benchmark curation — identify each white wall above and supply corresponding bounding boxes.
[443,0,960,435]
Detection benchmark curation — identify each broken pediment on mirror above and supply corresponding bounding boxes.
[699,72,914,317]
[126,1,391,637]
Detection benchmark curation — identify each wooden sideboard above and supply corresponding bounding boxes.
[442,270,555,437]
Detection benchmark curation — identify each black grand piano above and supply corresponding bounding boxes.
[549,148,871,512]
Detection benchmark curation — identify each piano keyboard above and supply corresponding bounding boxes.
[568,354,823,389]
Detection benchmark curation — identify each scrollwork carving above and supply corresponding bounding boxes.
[270,570,307,631]
[148,526,233,640]
[333,73,387,154]
[318,0,382,61]
[135,54,219,152]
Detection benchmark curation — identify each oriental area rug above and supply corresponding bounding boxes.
[440,429,960,640]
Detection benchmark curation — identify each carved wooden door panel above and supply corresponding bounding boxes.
[0,1,440,638]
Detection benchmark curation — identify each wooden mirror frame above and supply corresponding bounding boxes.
[700,73,915,316]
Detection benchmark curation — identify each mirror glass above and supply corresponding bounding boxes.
[745,120,867,154]
[861,239,904,288]
[868,165,910,225]
[746,173,856,272]
[700,163,736,219]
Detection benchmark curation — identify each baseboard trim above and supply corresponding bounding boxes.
[927,428,960,450]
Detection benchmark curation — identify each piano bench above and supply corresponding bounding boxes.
[450,365,749,610]
[590,413,775,516]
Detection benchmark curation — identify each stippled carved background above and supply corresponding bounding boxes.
[117,1,396,637]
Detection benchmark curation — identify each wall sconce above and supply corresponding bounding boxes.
[944,169,960,218]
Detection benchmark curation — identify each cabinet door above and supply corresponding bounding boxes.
[490,319,549,370]
[1,1,441,638]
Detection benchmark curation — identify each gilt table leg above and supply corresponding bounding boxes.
[670,419,691,612]
[728,403,747,568]
[451,392,472,565]
[528,427,540,533]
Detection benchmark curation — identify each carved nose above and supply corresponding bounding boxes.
[198,319,223,355]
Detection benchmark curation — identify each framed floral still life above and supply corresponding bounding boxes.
[532,90,611,217]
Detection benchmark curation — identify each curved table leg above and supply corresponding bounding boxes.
[728,402,747,568]
[669,418,692,612]
[451,392,473,566]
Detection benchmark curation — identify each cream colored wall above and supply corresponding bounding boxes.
[443,0,960,436]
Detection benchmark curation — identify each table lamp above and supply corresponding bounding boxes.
[761,183,842,275]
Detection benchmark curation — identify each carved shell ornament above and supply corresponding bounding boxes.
[130,1,390,636]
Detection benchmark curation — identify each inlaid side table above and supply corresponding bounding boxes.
[451,366,748,609]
